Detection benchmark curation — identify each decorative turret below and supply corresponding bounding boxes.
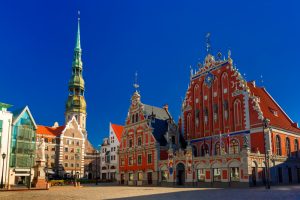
[65,13,87,134]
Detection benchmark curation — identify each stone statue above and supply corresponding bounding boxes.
[37,138,46,162]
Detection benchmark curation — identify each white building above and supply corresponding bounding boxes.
[100,123,123,181]
[0,103,13,188]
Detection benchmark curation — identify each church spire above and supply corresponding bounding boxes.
[75,11,81,51]
[65,11,87,133]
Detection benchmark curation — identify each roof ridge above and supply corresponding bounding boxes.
[261,87,295,124]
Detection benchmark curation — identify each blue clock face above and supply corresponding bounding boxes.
[205,72,214,87]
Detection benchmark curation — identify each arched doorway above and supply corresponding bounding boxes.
[251,161,258,186]
[176,163,185,185]
[88,172,92,179]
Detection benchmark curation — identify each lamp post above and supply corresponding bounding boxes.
[95,150,99,185]
[0,153,6,189]
[263,118,271,189]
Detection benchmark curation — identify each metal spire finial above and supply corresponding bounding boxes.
[206,32,211,54]
[133,72,139,91]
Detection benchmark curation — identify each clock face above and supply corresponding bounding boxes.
[205,72,214,88]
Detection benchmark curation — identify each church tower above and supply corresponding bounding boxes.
[65,15,87,134]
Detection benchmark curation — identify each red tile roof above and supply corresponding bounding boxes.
[111,123,124,142]
[36,125,66,137]
[248,82,300,134]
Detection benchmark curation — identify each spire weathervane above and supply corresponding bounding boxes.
[133,72,139,91]
[206,32,211,54]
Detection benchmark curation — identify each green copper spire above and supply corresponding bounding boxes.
[66,12,87,121]
[75,13,81,50]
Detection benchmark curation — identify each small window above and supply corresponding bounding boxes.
[138,137,142,146]
[137,155,142,165]
[129,156,133,165]
[147,154,152,164]
[129,139,133,148]
[64,147,68,152]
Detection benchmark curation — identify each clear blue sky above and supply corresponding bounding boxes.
[1,1,300,148]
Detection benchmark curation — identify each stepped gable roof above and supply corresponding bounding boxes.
[248,82,300,134]
[36,125,65,137]
[143,104,170,146]
[111,123,124,142]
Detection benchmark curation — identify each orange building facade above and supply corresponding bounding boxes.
[118,90,178,186]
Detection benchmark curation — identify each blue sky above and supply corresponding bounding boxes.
[1,1,300,148]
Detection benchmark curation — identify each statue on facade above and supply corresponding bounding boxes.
[36,138,46,162]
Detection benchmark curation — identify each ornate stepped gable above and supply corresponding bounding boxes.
[181,48,300,154]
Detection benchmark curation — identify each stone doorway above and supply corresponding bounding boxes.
[176,163,185,186]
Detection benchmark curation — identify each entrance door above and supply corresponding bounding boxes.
[252,167,257,186]
[176,163,185,186]
[147,172,152,185]
[278,167,283,183]
[288,167,292,183]
[121,174,125,184]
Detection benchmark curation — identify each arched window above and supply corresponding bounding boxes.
[192,145,198,157]
[135,113,139,122]
[230,139,240,154]
[233,99,242,130]
[276,135,281,156]
[286,138,291,157]
[215,142,220,156]
[201,143,209,156]
[131,115,135,123]
[295,139,299,158]
[187,113,191,138]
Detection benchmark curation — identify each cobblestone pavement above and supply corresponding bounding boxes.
[0,184,299,200]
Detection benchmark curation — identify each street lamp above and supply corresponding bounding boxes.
[0,153,6,189]
[263,118,271,189]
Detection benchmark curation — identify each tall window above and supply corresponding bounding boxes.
[201,143,209,156]
[286,138,291,157]
[230,139,240,154]
[147,154,152,164]
[233,99,242,130]
[213,104,218,122]
[187,113,191,138]
[295,139,299,158]
[215,142,220,156]
[128,156,133,165]
[223,100,229,121]
[276,135,281,156]
[137,137,142,146]
[129,139,133,148]
[137,155,142,165]
[135,113,139,123]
